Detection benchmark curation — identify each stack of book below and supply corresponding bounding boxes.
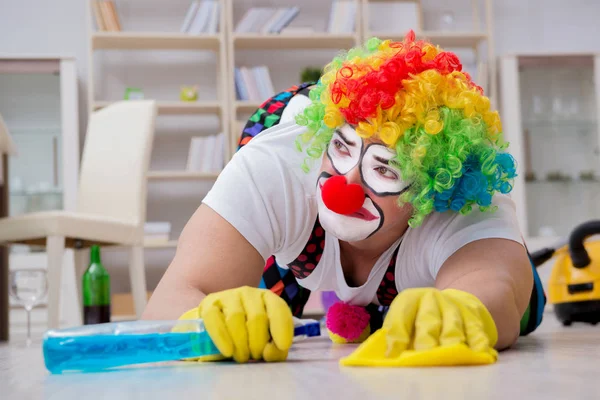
[91,0,122,32]
[186,133,225,173]
[235,7,300,34]
[180,0,221,34]
[327,1,357,34]
[234,66,275,102]
[144,222,171,245]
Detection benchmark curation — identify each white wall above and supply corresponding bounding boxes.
[492,0,600,55]
[0,0,89,139]
[1,0,599,293]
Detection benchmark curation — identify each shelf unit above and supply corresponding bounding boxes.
[499,53,600,240]
[225,0,362,156]
[86,0,230,249]
[146,170,220,180]
[233,33,358,50]
[93,100,222,115]
[370,31,488,48]
[91,32,221,51]
[361,0,497,106]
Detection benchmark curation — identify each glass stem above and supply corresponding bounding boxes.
[25,306,32,345]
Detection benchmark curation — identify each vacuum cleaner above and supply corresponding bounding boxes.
[529,220,600,326]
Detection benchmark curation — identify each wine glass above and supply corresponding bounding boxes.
[9,269,48,346]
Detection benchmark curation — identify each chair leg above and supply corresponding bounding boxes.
[46,236,65,330]
[128,246,147,319]
[73,248,88,324]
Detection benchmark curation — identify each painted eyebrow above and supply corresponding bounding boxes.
[373,155,391,165]
[336,129,357,147]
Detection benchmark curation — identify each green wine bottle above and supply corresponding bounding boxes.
[82,245,111,324]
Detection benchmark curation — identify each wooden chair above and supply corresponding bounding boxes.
[0,100,157,329]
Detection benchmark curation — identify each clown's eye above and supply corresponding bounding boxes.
[332,139,350,156]
[375,166,397,180]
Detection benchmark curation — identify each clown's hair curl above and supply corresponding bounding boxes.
[295,31,516,227]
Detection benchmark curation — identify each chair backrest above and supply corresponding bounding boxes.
[77,100,157,227]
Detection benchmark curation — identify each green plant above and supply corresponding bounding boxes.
[124,87,144,100]
[579,170,596,181]
[301,67,323,84]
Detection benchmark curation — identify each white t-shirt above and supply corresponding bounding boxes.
[202,104,524,307]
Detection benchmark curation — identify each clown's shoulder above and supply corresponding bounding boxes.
[203,120,320,261]
[396,193,524,289]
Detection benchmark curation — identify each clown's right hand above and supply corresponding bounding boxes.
[178,286,294,363]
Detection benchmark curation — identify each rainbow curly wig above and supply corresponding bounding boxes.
[295,30,516,227]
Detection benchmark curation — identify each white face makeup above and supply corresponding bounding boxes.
[327,125,363,175]
[317,124,411,241]
[317,174,383,242]
[360,144,410,196]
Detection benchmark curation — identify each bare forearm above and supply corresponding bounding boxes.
[141,204,265,320]
[141,266,207,320]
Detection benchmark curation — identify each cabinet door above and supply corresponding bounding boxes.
[503,55,600,238]
[0,71,64,216]
[9,130,63,215]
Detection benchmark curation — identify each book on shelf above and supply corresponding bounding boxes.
[327,1,357,34]
[366,1,419,34]
[235,6,300,34]
[186,132,225,173]
[234,65,275,102]
[181,0,221,35]
[91,0,122,32]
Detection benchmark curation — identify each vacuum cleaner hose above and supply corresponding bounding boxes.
[569,220,600,269]
[529,247,557,267]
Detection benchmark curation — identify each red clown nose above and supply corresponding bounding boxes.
[321,175,365,215]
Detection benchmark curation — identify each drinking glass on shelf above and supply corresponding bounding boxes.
[439,10,456,31]
[9,269,48,346]
[531,95,545,120]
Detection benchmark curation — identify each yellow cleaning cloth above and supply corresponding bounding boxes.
[340,288,498,367]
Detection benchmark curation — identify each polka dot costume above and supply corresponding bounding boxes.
[376,246,401,306]
[289,221,326,279]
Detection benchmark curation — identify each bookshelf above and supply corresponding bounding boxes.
[86,0,229,248]
[93,100,222,115]
[146,171,220,180]
[225,0,362,156]
[371,31,488,48]
[233,33,358,50]
[361,0,497,106]
[91,32,221,50]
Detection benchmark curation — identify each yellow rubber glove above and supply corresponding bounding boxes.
[178,286,294,363]
[341,288,498,367]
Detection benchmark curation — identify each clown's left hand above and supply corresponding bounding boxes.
[340,288,498,367]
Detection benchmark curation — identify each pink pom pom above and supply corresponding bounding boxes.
[326,302,370,342]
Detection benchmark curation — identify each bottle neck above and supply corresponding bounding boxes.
[90,245,101,264]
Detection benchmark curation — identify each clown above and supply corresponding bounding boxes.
[143,32,546,367]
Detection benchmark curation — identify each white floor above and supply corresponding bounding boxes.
[2,309,600,400]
